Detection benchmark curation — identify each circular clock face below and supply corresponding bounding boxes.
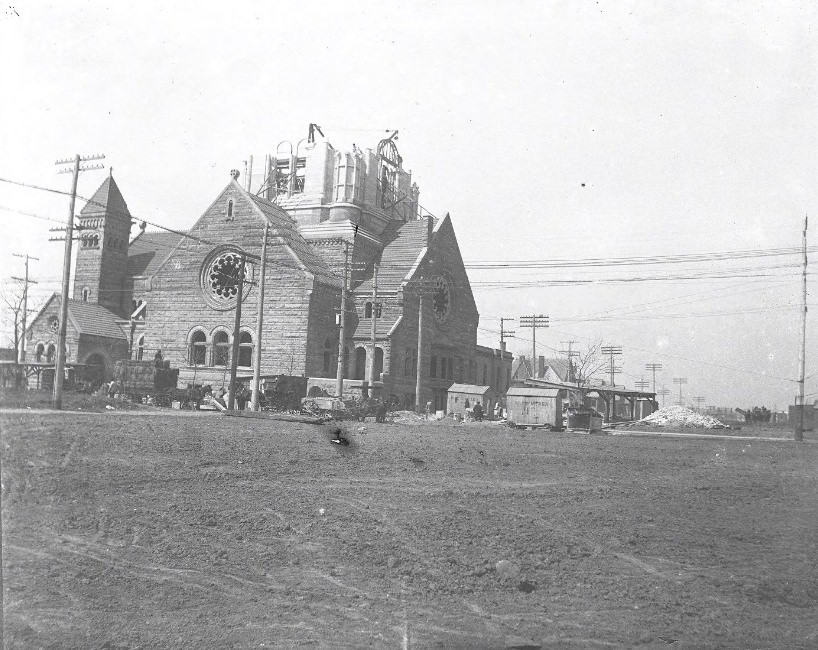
[48,316,60,332]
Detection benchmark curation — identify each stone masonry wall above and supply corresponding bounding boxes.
[141,182,338,386]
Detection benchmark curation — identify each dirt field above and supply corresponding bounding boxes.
[1,409,817,649]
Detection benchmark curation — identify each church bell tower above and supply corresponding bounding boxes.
[73,172,133,317]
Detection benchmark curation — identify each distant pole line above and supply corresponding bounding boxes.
[646,363,663,393]
[519,315,549,378]
[500,317,515,352]
[11,253,39,363]
[673,378,688,406]
[795,215,808,442]
[601,345,622,388]
[560,340,579,382]
[657,388,671,408]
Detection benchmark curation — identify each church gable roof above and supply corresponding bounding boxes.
[247,194,340,288]
[128,231,184,277]
[29,294,127,341]
[354,219,430,294]
[65,298,128,339]
[80,174,131,220]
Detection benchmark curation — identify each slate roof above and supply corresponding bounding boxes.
[80,174,131,220]
[62,297,127,340]
[128,231,184,277]
[249,194,341,288]
[355,219,430,294]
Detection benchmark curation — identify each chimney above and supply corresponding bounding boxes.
[538,356,545,379]
[230,169,240,181]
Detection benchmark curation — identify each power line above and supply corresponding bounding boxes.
[464,246,818,269]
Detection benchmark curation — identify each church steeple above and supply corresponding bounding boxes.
[73,173,133,317]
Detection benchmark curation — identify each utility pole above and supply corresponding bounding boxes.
[560,340,579,382]
[335,242,350,398]
[693,396,706,410]
[366,261,380,393]
[657,388,670,408]
[673,377,688,406]
[601,345,623,388]
[11,253,38,362]
[227,257,247,410]
[645,363,663,393]
[795,215,808,442]
[53,154,105,409]
[519,315,549,378]
[251,224,269,411]
[404,278,439,412]
[635,378,650,391]
[500,317,515,352]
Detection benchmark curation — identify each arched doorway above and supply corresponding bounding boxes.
[84,353,106,388]
[354,347,366,381]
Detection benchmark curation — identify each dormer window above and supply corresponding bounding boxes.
[81,287,90,302]
[226,200,234,221]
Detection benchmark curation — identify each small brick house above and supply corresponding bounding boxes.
[27,133,511,406]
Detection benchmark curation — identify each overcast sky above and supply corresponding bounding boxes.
[1,1,815,408]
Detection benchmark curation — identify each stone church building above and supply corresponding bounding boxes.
[27,133,512,409]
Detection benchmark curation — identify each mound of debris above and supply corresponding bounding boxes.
[638,405,729,429]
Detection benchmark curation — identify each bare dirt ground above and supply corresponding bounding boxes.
[2,408,817,649]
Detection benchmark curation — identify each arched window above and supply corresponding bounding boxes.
[365,301,381,318]
[92,235,99,248]
[190,330,207,366]
[354,347,366,380]
[238,332,253,367]
[81,287,90,302]
[323,337,337,376]
[213,331,230,366]
[226,200,234,220]
[46,343,56,363]
[35,343,44,362]
[404,347,417,377]
[136,336,145,361]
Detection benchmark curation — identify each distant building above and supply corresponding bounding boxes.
[511,355,574,384]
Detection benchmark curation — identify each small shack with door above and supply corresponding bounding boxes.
[506,385,567,429]
[446,384,495,418]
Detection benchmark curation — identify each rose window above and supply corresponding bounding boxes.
[432,276,451,324]
[207,252,248,300]
[200,247,254,309]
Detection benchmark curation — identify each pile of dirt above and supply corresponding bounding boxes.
[638,405,729,429]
